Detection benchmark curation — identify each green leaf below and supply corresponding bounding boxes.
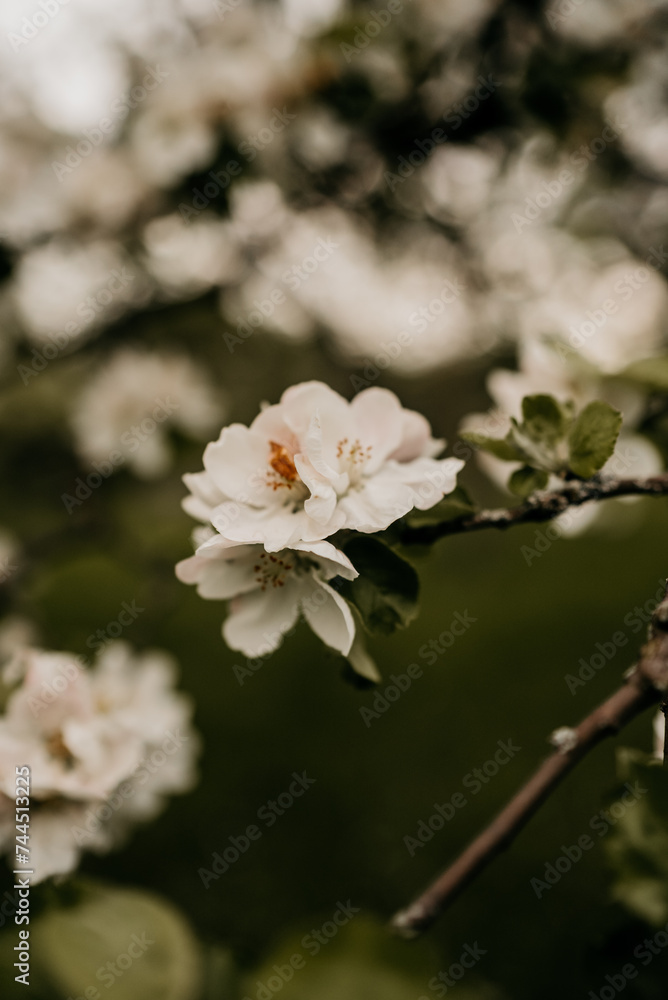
[460,430,525,462]
[567,400,623,478]
[507,466,549,497]
[606,748,668,926]
[521,394,569,445]
[622,357,668,390]
[245,915,441,1000]
[199,945,240,1000]
[339,536,419,635]
[30,881,202,1000]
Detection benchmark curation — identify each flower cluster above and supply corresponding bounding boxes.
[0,642,198,883]
[176,381,463,666]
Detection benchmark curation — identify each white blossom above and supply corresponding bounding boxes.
[177,536,358,658]
[71,348,225,478]
[0,642,199,883]
[181,381,464,550]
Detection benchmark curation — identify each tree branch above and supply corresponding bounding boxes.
[399,474,668,546]
[391,580,668,938]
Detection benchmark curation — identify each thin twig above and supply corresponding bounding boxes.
[391,580,668,938]
[399,474,668,546]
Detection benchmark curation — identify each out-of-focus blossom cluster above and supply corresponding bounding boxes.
[0,0,665,382]
[71,348,225,478]
[0,641,199,882]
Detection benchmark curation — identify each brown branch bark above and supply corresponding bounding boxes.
[391,580,668,938]
[399,474,668,546]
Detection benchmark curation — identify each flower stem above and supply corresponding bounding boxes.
[399,474,668,546]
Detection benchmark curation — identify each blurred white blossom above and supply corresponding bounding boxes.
[0,642,199,883]
[71,348,226,478]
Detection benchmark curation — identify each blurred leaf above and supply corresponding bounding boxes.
[507,466,549,498]
[460,431,525,462]
[339,536,419,635]
[243,915,440,1000]
[622,357,668,390]
[31,880,202,1000]
[606,748,668,926]
[521,395,570,446]
[198,945,240,1000]
[567,401,622,478]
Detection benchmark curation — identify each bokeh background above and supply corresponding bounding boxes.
[1,0,668,996]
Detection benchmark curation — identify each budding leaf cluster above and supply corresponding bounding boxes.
[461,394,623,496]
[605,747,668,926]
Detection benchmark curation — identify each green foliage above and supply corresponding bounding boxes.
[622,357,668,391]
[520,394,571,447]
[461,395,623,494]
[339,536,419,636]
[242,916,454,1000]
[606,748,668,926]
[28,881,203,1000]
[508,466,549,498]
[567,401,624,480]
[459,430,526,462]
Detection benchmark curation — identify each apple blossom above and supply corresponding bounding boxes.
[0,642,198,883]
[180,381,464,550]
[71,348,225,479]
[176,536,358,659]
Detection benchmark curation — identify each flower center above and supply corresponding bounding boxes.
[336,437,373,484]
[266,440,304,493]
[46,730,75,767]
[252,551,295,591]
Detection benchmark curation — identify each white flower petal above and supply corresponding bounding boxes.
[300,575,355,656]
[223,583,301,656]
[175,551,258,600]
[391,409,444,461]
[204,424,274,506]
[291,540,358,580]
[390,457,465,511]
[215,504,316,551]
[350,387,405,470]
[181,470,228,522]
[337,479,417,532]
